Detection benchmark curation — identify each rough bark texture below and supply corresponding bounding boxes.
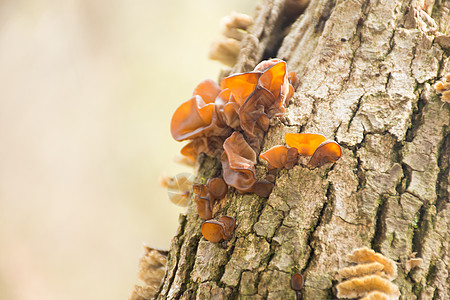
[155,0,450,299]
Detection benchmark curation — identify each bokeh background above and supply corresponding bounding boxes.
[0,1,254,299]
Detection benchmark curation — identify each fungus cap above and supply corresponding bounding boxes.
[253,180,275,198]
[194,195,212,220]
[201,220,225,243]
[260,145,290,169]
[207,177,228,200]
[192,79,221,104]
[308,140,342,168]
[221,132,257,193]
[284,133,327,156]
[218,215,235,239]
[220,72,262,106]
[290,273,304,291]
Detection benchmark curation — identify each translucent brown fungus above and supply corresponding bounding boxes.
[218,215,236,239]
[193,183,213,220]
[210,12,253,66]
[253,180,275,198]
[290,273,304,300]
[201,220,226,243]
[194,195,212,220]
[192,79,222,104]
[285,147,299,169]
[335,275,400,299]
[207,177,228,201]
[201,215,235,243]
[308,140,342,168]
[285,133,327,156]
[170,95,229,141]
[265,173,276,184]
[221,132,257,193]
[260,145,298,170]
[347,247,397,280]
[215,88,240,129]
[260,145,290,169]
[220,72,261,106]
[221,12,252,41]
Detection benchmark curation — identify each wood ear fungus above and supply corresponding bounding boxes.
[308,140,342,168]
[253,180,275,198]
[284,133,327,156]
[221,132,257,193]
[206,177,228,201]
[193,178,229,220]
[194,195,213,220]
[260,145,298,170]
[201,215,236,243]
[290,273,304,300]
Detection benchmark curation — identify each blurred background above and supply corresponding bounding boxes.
[0,0,254,299]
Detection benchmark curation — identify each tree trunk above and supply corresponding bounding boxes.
[154,0,450,299]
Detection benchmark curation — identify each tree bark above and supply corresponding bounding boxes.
[154,0,450,299]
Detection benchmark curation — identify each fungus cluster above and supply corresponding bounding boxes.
[434,73,450,103]
[261,133,341,169]
[193,177,228,220]
[335,247,400,299]
[258,132,342,195]
[171,59,299,195]
[169,59,342,244]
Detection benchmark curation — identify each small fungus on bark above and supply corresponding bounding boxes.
[201,215,236,243]
[194,195,212,220]
[253,180,275,198]
[284,133,327,156]
[260,145,299,170]
[206,177,228,201]
[221,132,257,193]
[290,273,304,300]
[308,140,342,168]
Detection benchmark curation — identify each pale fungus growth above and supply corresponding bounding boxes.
[405,252,423,272]
[209,11,253,66]
[336,262,385,281]
[336,275,400,299]
[359,291,390,300]
[335,247,400,299]
[209,38,241,67]
[159,173,193,207]
[129,246,168,300]
[347,247,397,280]
[434,73,450,103]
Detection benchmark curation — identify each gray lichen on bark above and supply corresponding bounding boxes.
[154,0,450,299]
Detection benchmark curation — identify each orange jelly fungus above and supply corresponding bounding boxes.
[260,145,290,169]
[284,133,327,156]
[308,140,342,168]
[201,216,236,243]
